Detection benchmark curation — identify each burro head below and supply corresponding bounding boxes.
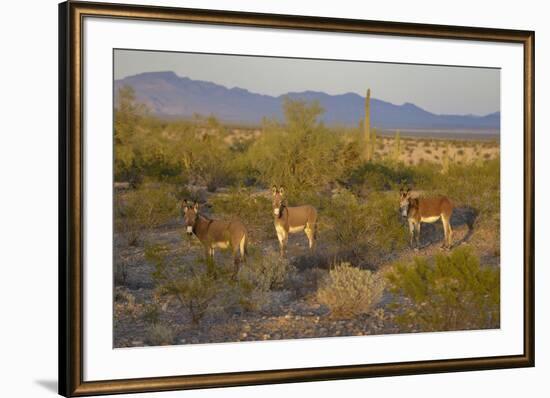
[399,187,412,217]
[271,185,285,217]
[181,200,199,235]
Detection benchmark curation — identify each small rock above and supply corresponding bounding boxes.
[179,339,186,344]
[240,332,248,339]
[132,340,144,346]
[262,334,271,340]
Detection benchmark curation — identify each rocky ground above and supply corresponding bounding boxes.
[113,202,494,348]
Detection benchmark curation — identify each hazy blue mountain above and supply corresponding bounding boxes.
[115,71,500,130]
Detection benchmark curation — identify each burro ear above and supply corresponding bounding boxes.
[271,185,278,195]
[193,201,199,211]
[279,186,285,196]
[181,200,189,213]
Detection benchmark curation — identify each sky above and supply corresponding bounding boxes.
[114,49,500,116]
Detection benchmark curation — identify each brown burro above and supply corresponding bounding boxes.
[399,188,454,250]
[181,201,248,274]
[271,186,318,257]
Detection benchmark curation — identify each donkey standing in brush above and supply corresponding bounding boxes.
[271,186,318,257]
[399,188,454,250]
[181,201,248,275]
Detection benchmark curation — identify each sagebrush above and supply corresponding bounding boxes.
[317,262,385,318]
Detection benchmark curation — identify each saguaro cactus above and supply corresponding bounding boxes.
[364,89,371,161]
[393,130,401,162]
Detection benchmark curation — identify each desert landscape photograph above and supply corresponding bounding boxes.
[113,49,501,348]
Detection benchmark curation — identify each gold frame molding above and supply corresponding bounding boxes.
[59,1,535,396]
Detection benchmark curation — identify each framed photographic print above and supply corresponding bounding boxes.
[59,1,534,396]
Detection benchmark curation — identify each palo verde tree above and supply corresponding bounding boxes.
[245,97,344,198]
[363,88,372,161]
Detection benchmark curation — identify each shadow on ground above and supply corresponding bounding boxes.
[35,380,57,394]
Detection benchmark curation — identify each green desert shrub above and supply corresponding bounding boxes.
[243,98,351,195]
[166,271,221,324]
[387,247,500,332]
[227,248,295,312]
[324,190,407,264]
[147,244,282,320]
[347,162,414,193]
[142,303,161,325]
[442,157,499,219]
[317,262,385,318]
[147,245,223,324]
[209,188,273,237]
[115,86,235,189]
[245,248,294,291]
[115,183,179,245]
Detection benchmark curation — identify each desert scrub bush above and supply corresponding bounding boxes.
[147,244,276,320]
[230,248,296,312]
[166,271,222,323]
[324,190,407,264]
[145,323,175,346]
[142,303,161,324]
[243,98,351,194]
[209,188,272,237]
[387,247,500,332]
[246,247,294,290]
[115,87,197,186]
[317,262,385,318]
[176,121,234,191]
[115,183,179,245]
[347,162,414,193]
[147,245,224,324]
[431,157,500,221]
[115,88,235,189]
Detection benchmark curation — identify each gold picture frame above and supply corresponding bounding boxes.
[59,1,534,396]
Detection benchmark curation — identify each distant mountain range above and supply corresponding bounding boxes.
[115,71,500,131]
